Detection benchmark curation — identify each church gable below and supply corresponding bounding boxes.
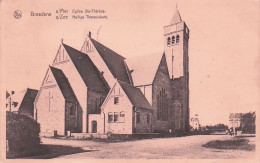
[53,44,70,64]
[101,81,131,113]
[42,68,57,87]
[81,38,95,53]
[81,35,133,87]
[154,53,170,81]
[100,82,133,134]
[152,53,173,124]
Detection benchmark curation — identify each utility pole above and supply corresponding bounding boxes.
[97,26,102,41]
[9,96,11,112]
[172,49,174,79]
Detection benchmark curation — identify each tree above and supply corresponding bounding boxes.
[205,124,228,130]
[242,112,255,133]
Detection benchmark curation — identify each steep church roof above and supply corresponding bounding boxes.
[63,43,109,93]
[49,66,77,101]
[170,8,182,25]
[90,38,132,85]
[118,80,152,110]
[126,52,164,86]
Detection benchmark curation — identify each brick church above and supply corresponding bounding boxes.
[34,8,190,136]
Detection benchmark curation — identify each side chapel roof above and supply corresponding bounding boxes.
[118,80,152,110]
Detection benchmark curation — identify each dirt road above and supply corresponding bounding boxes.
[41,135,256,159]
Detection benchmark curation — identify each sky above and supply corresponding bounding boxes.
[1,0,259,126]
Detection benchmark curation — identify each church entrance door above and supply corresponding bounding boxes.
[92,120,97,133]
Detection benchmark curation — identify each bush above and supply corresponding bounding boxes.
[173,129,184,137]
[6,112,41,153]
[242,112,255,134]
[188,130,211,135]
[202,138,255,151]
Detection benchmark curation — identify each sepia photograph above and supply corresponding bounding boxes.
[0,0,259,162]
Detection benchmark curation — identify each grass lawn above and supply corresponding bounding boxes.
[202,138,255,151]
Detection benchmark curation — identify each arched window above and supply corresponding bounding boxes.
[176,35,180,44]
[70,106,74,115]
[167,37,171,46]
[172,36,175,44]
[147,114,150,124]
[136,112,141,123]
[157,88,168,121]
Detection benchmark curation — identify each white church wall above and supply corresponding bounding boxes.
[36,82,65,136]
[52,44,88,133]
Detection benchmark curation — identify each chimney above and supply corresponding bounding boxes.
[88,31,91,38]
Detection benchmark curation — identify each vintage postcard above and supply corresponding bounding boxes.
[0,0,259,162]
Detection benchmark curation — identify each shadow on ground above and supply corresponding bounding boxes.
[8,144,98,159]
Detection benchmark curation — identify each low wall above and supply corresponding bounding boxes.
[71,133,108,139]
[70,133,174,140]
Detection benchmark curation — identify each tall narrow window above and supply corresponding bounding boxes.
[172,36,175,44]
[176,35,180,44]
[45,75,49,83]
[175,103,182,116]
[157,88,168,121]
[167,37,171,46]
[59,52,61,61]
[62,49,65,60]
[70,106,74,115]
[114,112,119,122]
[108,112,113,122]
[136,112,141,123]
[120,111,125,122]
[147,114,150,124]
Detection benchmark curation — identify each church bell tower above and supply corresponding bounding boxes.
[164,7,189,79]
[164,7,190,132]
